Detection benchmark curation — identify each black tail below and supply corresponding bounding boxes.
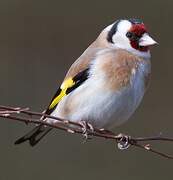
[14,125,52,146]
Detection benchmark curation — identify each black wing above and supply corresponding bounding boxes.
[14,68,90,146]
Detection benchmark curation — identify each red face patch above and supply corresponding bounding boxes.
[128,24,148,52]
[130,24,147,37]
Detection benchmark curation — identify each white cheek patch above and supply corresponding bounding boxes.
[112,32,131,50]
[111,20,132,49]
[117,20,132,33]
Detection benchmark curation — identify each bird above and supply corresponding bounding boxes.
[15,18,157,146]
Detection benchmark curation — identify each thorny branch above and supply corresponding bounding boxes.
[0,105,173,159]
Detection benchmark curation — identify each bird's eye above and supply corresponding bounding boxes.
[126,32,133,38]
[126,32,140,41]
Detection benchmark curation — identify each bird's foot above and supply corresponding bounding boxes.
[79,121,94,141]
[116,133,131,150]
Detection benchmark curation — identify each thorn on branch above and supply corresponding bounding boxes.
[116,134,131,150]
[67,129,75,134]
[144,144,151,150]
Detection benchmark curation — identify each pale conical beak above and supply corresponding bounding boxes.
[139,33,158,46]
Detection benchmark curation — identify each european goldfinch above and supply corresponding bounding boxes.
[15,18,157,146]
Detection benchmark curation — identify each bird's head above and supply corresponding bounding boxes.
[105,18,157,58]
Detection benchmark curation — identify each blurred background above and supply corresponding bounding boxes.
[0,0,173,179]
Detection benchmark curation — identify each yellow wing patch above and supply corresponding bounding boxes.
[49,78,75,110]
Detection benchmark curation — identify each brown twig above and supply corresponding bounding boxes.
[0,105,173,159]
